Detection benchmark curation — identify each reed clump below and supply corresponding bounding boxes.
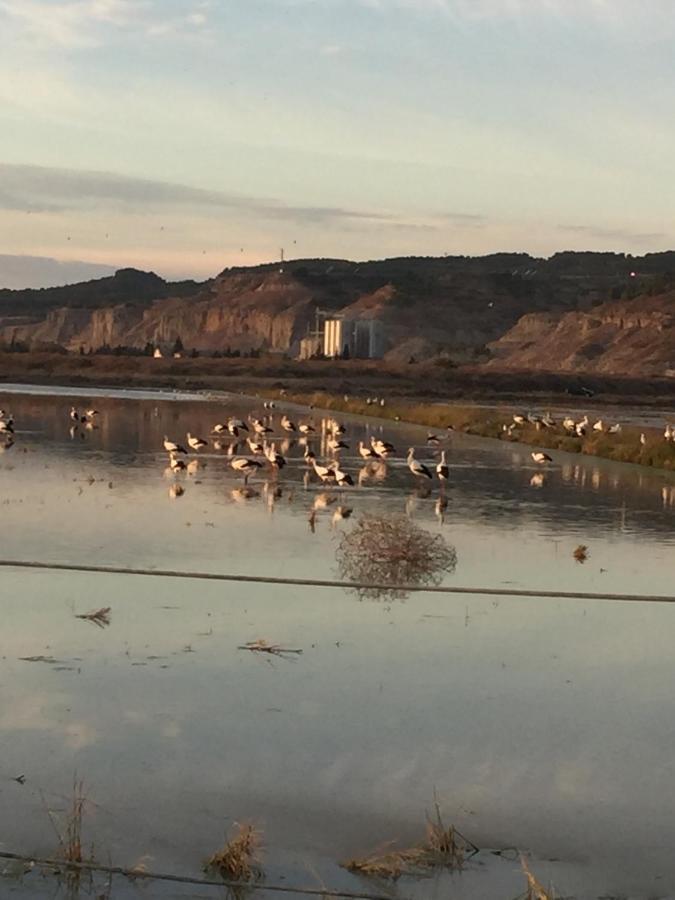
[205,823,264,882]
[336,514,457,600]
[342,805,476,881]
[41,779,96,892]
[519,854,557,900]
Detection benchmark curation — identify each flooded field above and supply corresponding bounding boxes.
[1,386,675,899]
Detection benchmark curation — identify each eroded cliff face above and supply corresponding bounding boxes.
[4,256,672,364]
[487,292,675,375]
[0,271,320,353]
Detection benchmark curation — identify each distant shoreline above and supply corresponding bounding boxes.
[2,351,675,409]
[3,353,675,473]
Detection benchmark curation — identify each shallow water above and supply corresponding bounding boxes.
[1,387,675,899]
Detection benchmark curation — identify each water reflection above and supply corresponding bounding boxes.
[2,389,675,898]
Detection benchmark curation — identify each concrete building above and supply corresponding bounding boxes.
[298,335,323,360]
[323,317,384,359]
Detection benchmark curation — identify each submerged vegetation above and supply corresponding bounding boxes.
[336,514,458,600]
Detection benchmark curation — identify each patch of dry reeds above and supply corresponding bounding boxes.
[336,514,457,600]
[205,823,264,882]
[42,779,96,891]
[342,804,476,881]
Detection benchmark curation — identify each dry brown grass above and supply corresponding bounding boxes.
[205,823,264,882]
[342,804,476,881]
[336,514,457,600]
[573,544,588,564]
[42,779,96,891]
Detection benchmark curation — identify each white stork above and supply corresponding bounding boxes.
[331,462,354,487]
[531,451,553,464]
[265,443,286,470]
[187,432,207,451]
[358,441,377,459]
[163,436,187,454]
[231,456,263,484]
[312,460,336,484]
[407,448,432,480]
[436,450,449,482]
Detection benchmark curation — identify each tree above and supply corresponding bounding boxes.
[172,336,184,355]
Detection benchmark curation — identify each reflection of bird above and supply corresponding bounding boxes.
[231,457,263,484]
[299,422,315,435]
[327,437,349,453]
[531,451,552,464]
[169,484,185,498]
[313,492,337,510]
[608,423,622,434]
[281,415,297,433]
[407,448,432,480]
[231,487,259,501]
[436,450,449,483]
[530,472,545,488]
[640,433,647,446]
[169,453,186,472]
[332,505,353,527]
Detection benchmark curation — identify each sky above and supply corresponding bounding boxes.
[1,0,675,286]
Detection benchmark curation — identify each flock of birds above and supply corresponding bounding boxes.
[4,399,675,519]
[507,409,675,464]
[159,409,452,499]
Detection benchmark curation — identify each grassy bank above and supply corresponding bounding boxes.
[4,351,675,407]
[262,387,675,472]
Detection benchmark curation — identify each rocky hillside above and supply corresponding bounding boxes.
[1,252,674,360]
[487,290,675,376]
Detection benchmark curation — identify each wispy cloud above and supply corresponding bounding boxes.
[0,162,412,229]
[0,0,212,47]
[277,0,675,31]
[558,224,667,245]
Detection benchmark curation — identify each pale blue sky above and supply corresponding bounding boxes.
[1,0,675,282]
